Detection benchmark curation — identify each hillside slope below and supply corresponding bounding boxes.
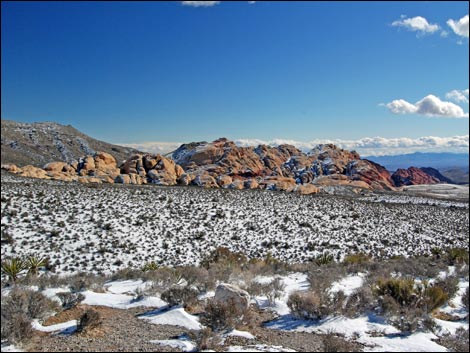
[1,119,141,167]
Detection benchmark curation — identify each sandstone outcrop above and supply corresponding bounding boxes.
[392,167,441,186]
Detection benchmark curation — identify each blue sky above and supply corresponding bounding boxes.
[1,1,469,154]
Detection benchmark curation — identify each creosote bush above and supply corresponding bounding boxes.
[161,286,199,308]
[287,291,331,320]
[77,308,102,333]
[1,288,60,344]
[201,298,247,332]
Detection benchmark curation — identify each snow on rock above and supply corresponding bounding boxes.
[104,280,152,295]
[31,319,77,334]
[363,332,447,352]
[150,336,196,352]
[140,306,202,331]
[41,287,71,303]
[1,344,24,352]
[226,345,296,352]
[226,329,256,340]
[81,290,166,309]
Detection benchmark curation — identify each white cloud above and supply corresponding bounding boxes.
[235,135,469,156]
[386,94,469,118]
[392,16,440,35]
[120,141,182,155]
[181,1,220,7]
[446,89,469,103]
[121,135,469,157]
[447,14,469,38]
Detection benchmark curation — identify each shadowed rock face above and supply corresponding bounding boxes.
[391,167,441,186]
[2,135,451,192]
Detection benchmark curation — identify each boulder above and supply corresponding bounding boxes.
[19,165,49,179]
[43,161,68,173]
[217,175,233,187]
[1,164,21,173]
[214,283,250,313]
[243,179,259,189]
[192,173,219,188]
[227,179,245,190]
[115,174,131,184]
[177,173,192,186]
[296,184,320,195]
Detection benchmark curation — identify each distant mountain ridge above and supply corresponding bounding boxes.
[367,152,469,172]
[1,119,141,167]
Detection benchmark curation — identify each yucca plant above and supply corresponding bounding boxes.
[1,257,27,282]
[314,252,334,266]
[27,256,48,276]
[141,261,159,272]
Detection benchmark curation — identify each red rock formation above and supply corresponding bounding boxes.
[392,167,440,186]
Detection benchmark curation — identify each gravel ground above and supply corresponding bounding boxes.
[26,306,191,352]
[20,305,361,352]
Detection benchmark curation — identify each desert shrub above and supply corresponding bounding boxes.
[200,299,247,332]
[77,308,101,333]
[322,330,357,352]
[144,267,184,291]
[248,277,285,305]
[307,265,345,295]
[447,248,469,265]
[434,276,459,300]
[201,247,248,270]
[178,266,212,292]
[463,287,469,312]
[287,291,331,320]
[342,286,375,318]
[422,286,448,312]
[375,278,415,307]
[160,286,199,308]
[195,328,222,351]
[436,327,469,352]
[68,273,104,292]
[1,288,59,343]
[3,288,59,321]
[109,267,143,281]
[56,292,85,310]
[343,253,371,266]
[0,311,33,344]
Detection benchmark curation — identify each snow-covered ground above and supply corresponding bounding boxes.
[1,174,468,274]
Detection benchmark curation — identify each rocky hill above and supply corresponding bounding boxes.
[1,119,141,167]
[2,132,454,193]
[391,167,452,186]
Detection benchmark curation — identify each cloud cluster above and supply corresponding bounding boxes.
[446,89,470,103]
[121,135,469,157]
[392,16,440,34]
[447,14,469,38]
[392,14,469,40]
[181,1,220,7]
[386,94,469,118]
